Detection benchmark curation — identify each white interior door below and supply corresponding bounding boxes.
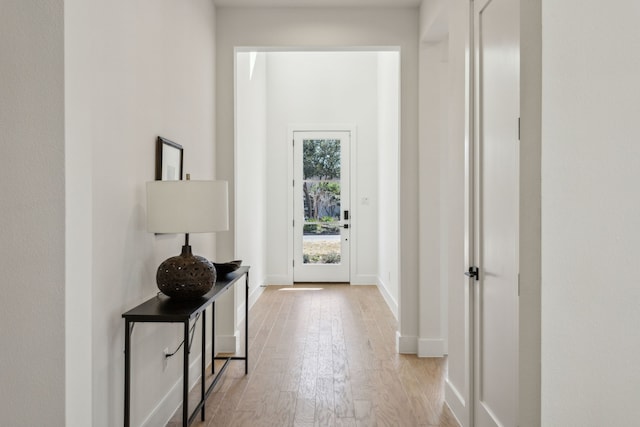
[293,131,350,282]
[473,0,520,426]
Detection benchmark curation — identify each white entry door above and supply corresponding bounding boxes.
[293,131,350,282]
[473,0,520,426]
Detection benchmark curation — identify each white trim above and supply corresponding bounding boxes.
[265,274,293,285]
[141,343,211,427]
[417,338,445,357]
[237,283,265,324]
[350,274,378,285]
[348,126,358,284]
[460,3,475,426]
[396,331,417,354]
[376,276,398,320]
[445,379,469,427]
[248,283,265,309]
[286,125,294,284]
[216,332,239,354]
[235,46,401,54]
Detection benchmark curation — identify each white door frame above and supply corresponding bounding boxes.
[459,3,476,426]
[287,124,357,284]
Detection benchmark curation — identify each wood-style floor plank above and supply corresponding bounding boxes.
[168,284,460,427]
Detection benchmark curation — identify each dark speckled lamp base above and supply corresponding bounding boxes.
[156,245,216,299]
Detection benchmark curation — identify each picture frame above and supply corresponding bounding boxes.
[155,136,184,181]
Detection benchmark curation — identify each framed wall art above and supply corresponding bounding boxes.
[155,136,184,181]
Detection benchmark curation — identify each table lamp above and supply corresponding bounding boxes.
[146,178,229,299]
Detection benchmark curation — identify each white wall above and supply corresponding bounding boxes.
[420,0,448,42]
[66,1,217,426]
[418,38,447,357]
[377,51,401,315]
[0,1,66,425]
[418,0,456,359]
[519,1,542,425]
[541,1,640,424]
[264,51,380,285]
[65,0,94,423]
[236,51,268,308]
[216,6,420,351]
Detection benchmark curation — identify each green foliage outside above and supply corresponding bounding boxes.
[303,252,341,264]
[302,139,342,226]
[303,139,340,180]
[303,222,340,235]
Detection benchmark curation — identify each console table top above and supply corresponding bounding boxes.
[122,266,250,322]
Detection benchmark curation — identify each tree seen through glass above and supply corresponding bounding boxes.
[302,139,341,264]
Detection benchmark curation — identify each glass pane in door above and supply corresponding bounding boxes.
[302,139,341,264]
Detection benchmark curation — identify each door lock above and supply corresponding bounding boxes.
[464,266,479,281]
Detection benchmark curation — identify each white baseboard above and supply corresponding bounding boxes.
[216,331,239,354]
[140,344,211,427]
[418,338,445,357]
[350,274,379,285]
[237,277,266,324]
[445,379,468,427]
[396,331,417,354]
[249,282,265,308]
[265,274,292,285]
[376,277,398,319]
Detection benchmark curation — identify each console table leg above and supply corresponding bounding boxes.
[201,310,206,421]
[124,320,131,427]
[245,272,249,375]
[211,302,216,375]
[183,321,189,426]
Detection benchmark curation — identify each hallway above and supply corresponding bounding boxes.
[169,285,459,426]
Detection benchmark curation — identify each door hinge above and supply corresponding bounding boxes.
[292,219,295,227]
[292,260,295,267]
[518,273,520,296]
[518,117,521,141]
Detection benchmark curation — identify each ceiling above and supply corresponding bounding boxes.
[213,0,421,8]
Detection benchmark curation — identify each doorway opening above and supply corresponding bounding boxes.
[235,48,400,292]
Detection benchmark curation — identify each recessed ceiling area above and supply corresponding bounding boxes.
[213,0,421,8]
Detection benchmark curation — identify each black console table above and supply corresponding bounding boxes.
[122,266,250,427]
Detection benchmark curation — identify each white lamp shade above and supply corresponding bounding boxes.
[146,180,229,233]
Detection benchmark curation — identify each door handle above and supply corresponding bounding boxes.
[465,266,479,281]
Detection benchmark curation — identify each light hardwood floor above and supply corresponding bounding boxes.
[168,284,460,427]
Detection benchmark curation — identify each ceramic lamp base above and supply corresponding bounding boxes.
[156,245,216,299]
